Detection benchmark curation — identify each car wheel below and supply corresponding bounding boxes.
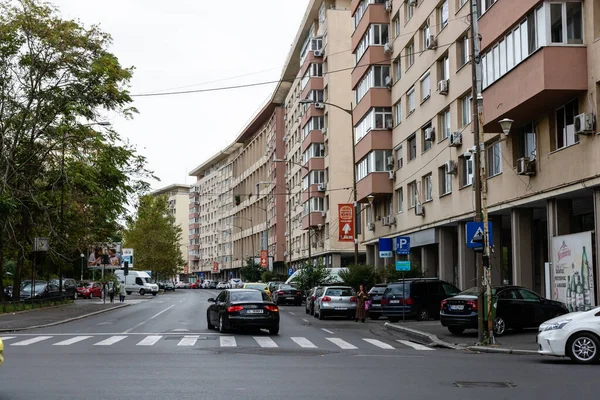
[493,316,506,336]
[206,313,214,330]
[417,308,430,321]
[388,317,400,323]
[567,333,600,364]
[219,315,228,333]
[448,326,465,335]
[139,289,145,296]
[318,311,325,320]
[152,293,157,297]
[269,326,279,335]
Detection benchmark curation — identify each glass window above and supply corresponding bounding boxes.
[459,35,469,66]
[439,55,450,81]
[407,87,416,114]
[409,182,418,208]
[499,40,507,76]
[551,3,563,43]
[566,2,583,44]
[405,1,414,22]
[555,99,579,149]
[506,33,514,71]
[516,122,536,160]
[420,72,431,102]
[519,289,541,301]
[440,0,449,29]
[394,57,402,81]
[440,109,451,140]
[423,174,433,201]
[396,188,403,212]
[406,42,415,69]
[461,95,472,126]
[461,156,473,187]
[396,144,403,169]
[487,141,502,177]
[408,135,417,161]
[422,123,433,152]
[394,102,402,125]
[393,15,401,38]
[440,166,452,195]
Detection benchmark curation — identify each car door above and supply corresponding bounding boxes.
[496,288,522,327]
[518,288,550,325]
[212,291,228,325]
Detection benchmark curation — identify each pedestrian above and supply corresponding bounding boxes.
[119,282,126,303]
[108,282,115,303]
[355,284,368,323]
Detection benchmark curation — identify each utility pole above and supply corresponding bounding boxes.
[350,102,358,265]
[287,182,292,273]
[470,0,494,344]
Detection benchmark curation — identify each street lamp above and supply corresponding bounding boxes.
[298,99,359,265]
[498,118,514,136]
[80,253,85,281]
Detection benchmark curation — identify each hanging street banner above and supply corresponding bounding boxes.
[260,250,268,268]
[338,204,354,242]
[212,262,220,273]
[551,231,595,312]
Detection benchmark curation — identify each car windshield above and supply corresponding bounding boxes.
[143,278,152,284]
[245,284,267,290]
[278,285,294,290]
[384,285,409,296]
[325,288,354,296]
[22,283,46,292]
[231,291,269,302]
[369,286,387,294]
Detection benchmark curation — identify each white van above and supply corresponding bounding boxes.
[114,270,159,296]
[285,267,347,285]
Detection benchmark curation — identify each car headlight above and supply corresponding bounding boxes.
[540,319,571,332]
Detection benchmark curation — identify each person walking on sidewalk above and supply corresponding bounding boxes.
[355,284,368,323]
[108,282,115,303]
[119,282,126,303]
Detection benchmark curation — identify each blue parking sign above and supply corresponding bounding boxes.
[395,236,410,255]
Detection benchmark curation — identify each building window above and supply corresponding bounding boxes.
[551,2,583,44]
[356,150,394,181]
[396,188,403,213]
[406,42,415,70]
[422,122,433,152]
[408,134,417,161]
[405,1,415,23]
[308,90,324,102]
[407,86,416,114]
[515,122,536,161]
[461,94,472,126]
[302,170,325,189]
[420,71,431,102]
[355,107,393,142]
[487,141,502,177]
[396,144,403,169]
[439,109,451,140]
[409,181,417,208]
[355,65,391,103]
[393,14,401,38]
[423,174,433,201]
[439,0,449,29]
[302,143,325,164]
[355,24,391,64]
[478,0,498,16]
[439,165,452,195]
[421,24,431,50]
[555,99,579,149]
[303,116,324,138]
[458,0,468,9]
[304,197,325,214]
[438,54,450,81]
[459,34,469,67]
[393,57,402,82]
[394,101,402,125]
[460,155,473,187]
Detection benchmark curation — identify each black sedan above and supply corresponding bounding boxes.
[20,281,61,299]
[367,283,388,320]
[207,289,280,335]
[271,284,302,306]
[440,285,569,336]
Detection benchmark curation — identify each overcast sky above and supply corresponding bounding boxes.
[52,0,310,190]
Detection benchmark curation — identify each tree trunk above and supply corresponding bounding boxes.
[12,208,31,302]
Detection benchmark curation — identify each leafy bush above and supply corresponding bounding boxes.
[376,263,424,283]
[293,263,331,293]
[338,264,377,291]
[240,258,263,282]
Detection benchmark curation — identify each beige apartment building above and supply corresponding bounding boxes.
[150,184,190,275]
[356,0,600,301]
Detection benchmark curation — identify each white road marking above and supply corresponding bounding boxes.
[219,336,237,347]
[54,336,92,346]
[136,336,163,346]
[363,338,395,349]
[123,304,175,333]
[397,340,435,351]
[326,338,357,350]
[0,336,15,341]
[11,336,53,346]
[177,336,199,346]
[302,319,310,323]
[253,336,278,348]
[291,337,317,348]
[94,336,127,346]
[321,328,334,334]
[288,312,295,315]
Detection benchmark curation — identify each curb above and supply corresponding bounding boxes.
[0,303,130,332]
[383,322,462,350]
[465,346,540,356]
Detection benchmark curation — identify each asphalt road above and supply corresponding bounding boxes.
[1,289,598,399]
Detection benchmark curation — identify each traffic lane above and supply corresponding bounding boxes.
[0,347,596,400]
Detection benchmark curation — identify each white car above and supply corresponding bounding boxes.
[537,306,600,364]
[228,278,242,288]
[216,282,228,289]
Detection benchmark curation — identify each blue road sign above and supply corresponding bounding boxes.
[229,271,233,277]
[288,268,294,276]
[395,236,411,255]
[379,238,393,258]
[466,222,493,248]
[396,261,411,271]
[199,272,205,279]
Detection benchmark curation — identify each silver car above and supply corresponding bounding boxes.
[314,286,357,320]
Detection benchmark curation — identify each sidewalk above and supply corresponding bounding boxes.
[384,320,539,354]
[0,300,129,332]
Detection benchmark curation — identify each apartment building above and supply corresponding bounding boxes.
[275,0,365,269]
[150,184,190,275]
[358,0,600,301]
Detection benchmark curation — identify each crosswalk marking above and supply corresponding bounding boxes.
[54,336,92,346]
[254,336,278,348]
[219,336,237,347]
[326,337,357,350]
[0,337,15,341]
[291,337,317,348]
[321,328,334,334]
[136,336,162,346]
[94,336,126,346]
[177,336,198,346]
[397,340,434,351]
[362,338,395,349]
[11,336,52,346]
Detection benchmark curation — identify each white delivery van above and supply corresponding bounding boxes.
[114,270,159,296]
[285,267,347,285]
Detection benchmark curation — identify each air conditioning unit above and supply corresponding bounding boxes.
[424,127,435,141]
[574,113,594,134]
[388,170,396,180]
[389,215,397,225]
[415,203,424,216]
[438,79,449,95]
[445,160,458,174]
[385,75,393,89]
[385,0,393,12]
[449,132,462,147]
[384,43,393,54]
[284,251,289,256]
[314,102,325,109]
[320,211,326,217]
[382,216,389,226]
[426,35,437,50]
[317,183,326,192]
[314,50,323,57]
[516,157,536,176]
[386,119,394,129]
[386,156,395,167]
[367,222,375,231]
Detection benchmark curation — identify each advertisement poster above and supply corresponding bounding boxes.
[338,204,354,242]
[551,231,595,312]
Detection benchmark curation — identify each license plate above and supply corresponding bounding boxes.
[334,307,347,310]
[246,309,264,314]
[372,304,381,307]
[449,305,464,311]
[286,297,295,300]
[390,300,400,304]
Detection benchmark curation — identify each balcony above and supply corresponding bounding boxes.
[300,77,324,100]
[300,104,325,128]
[353,88,392,123]
[352,46,387,88]
[302,212,325,230]
[301,183,326,203]
[302,129,325,152]
[351,4,389,52]
[189,212,199,219]
[479,0,539,51]
[482,47,587,133]
[356,172,393,203]
[300,52,323,78]
[190,223,199,229]
[355,129,392,161]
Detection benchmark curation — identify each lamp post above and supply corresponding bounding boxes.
[298,99,359,265]
[80,253,85,281]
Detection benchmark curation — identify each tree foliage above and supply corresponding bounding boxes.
[339,264,377,291]
[0,0,153,300]
[292,263,332,293]
[123,195,184,280]
[240,258,263,282]
[376,263,424,283]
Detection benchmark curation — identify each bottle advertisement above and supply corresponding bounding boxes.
[551,231,595,312]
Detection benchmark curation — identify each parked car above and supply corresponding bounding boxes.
[50,278,78,300]
[228,278,243,288]
[78,281,103,299]
[189,282,199,289]
[243,282,271,297]
[382,278,460,322]
[175,281,187,289]
[208,281,218,289]
[4,280,31,300]
[20,281,60,299]
[538,306,600,364]
[272,284,302,306]
[305,286,323,315]
[206,289,280,334]
[441,285,569,336]
[216,282,228,289]
[314,286,357,320]
[367,283,388,320]
[268,281,284,294]
[163,281,175,291]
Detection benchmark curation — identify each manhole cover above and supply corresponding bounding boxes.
[454,381,516,388]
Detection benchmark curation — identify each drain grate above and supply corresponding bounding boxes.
[454,381,516,388]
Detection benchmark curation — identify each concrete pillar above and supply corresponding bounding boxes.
[421,246,437,278]
[458,222,475,290]
[366,244,376,266]
[594,189,600,298]
[490,216,503,285]
[438,227,454,282]
[374,243,384,269]
[511,208,534,289]
[547,199,572,237]
[332,253,341,268]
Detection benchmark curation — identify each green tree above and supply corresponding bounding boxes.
[376,263,424,283]
[0,0,153,300]
[240,258,263,282]
[123,195,184,280]
[292,263,332,293]
[261,270,288,283]
[339,264,377,291]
